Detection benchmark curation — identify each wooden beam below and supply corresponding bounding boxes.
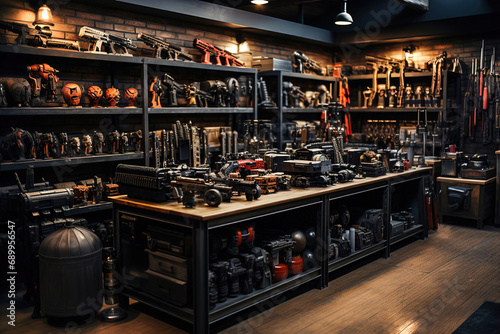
[394,0,429,11]
[114,0,336,45]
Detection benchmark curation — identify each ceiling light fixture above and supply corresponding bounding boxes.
[34,4,54,27]
[335,0,353,26]
[251,0,269,4]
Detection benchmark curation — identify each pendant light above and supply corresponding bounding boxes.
[335,0,353,26]
[34,4,54,27]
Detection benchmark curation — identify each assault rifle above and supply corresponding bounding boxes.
[137,33,192,61]
[0,19,80,50]
[79,26,137,55]
[193,38,244,66]
[293,51,323,75]
[162,73,186,106]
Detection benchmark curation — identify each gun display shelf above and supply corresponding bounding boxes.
[111,167,430,334]
[144,57,257,116]
[258,70,339,150]
[0,45,258,174]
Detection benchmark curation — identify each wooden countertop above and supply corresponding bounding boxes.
[437,176,496,185]
[111,167,431,221]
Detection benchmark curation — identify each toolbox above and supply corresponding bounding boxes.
[146,249,189,281]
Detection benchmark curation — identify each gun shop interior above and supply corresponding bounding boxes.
[1,0,500,333]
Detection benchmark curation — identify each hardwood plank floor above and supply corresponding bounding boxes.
[1,222,499,334]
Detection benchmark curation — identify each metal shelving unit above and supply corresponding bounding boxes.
[0,44,145,64]
[63,201,113,217]
[328,241,387,273]
[282,107,325,114]
[0,107,143,116]
[148,107,254,115]
[0,44,259,170]
[210,267,321,322]
[345,70,461,157]
[0,152,144,172]
[349,107,442,113]
[258,70,339,150]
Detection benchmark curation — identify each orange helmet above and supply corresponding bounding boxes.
[62,83,82,106]
[105,87,120,107]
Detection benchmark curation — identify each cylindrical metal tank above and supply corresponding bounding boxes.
[39,220,103,318]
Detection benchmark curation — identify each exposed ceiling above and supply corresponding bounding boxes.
[200,0,341,27]
[200,0,500,44]
[112,0,500,46]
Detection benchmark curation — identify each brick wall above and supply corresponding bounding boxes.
[1,0,498,76]
[339,35,500,76]
[0,0,335,67]
[1,0,498,155]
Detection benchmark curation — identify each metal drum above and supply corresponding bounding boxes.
[39,220,102,318]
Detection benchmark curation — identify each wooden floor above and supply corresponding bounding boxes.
[2,221,500,334]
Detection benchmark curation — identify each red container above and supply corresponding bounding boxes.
[288,256,303,275]
[273,263,288,283]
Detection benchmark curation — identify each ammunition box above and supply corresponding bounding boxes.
[252,58,292,72]
[460,168,495,180]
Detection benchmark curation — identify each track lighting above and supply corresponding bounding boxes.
[335,0,353,26]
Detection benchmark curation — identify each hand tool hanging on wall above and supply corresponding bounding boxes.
[462,41,499,145]
[462,59,474,146]
[482,46,496,144]
[366,58,379,107]
[495,64,500,143]
[339,77,352,137]
[429,51,446,108]
[366,55,405,108]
